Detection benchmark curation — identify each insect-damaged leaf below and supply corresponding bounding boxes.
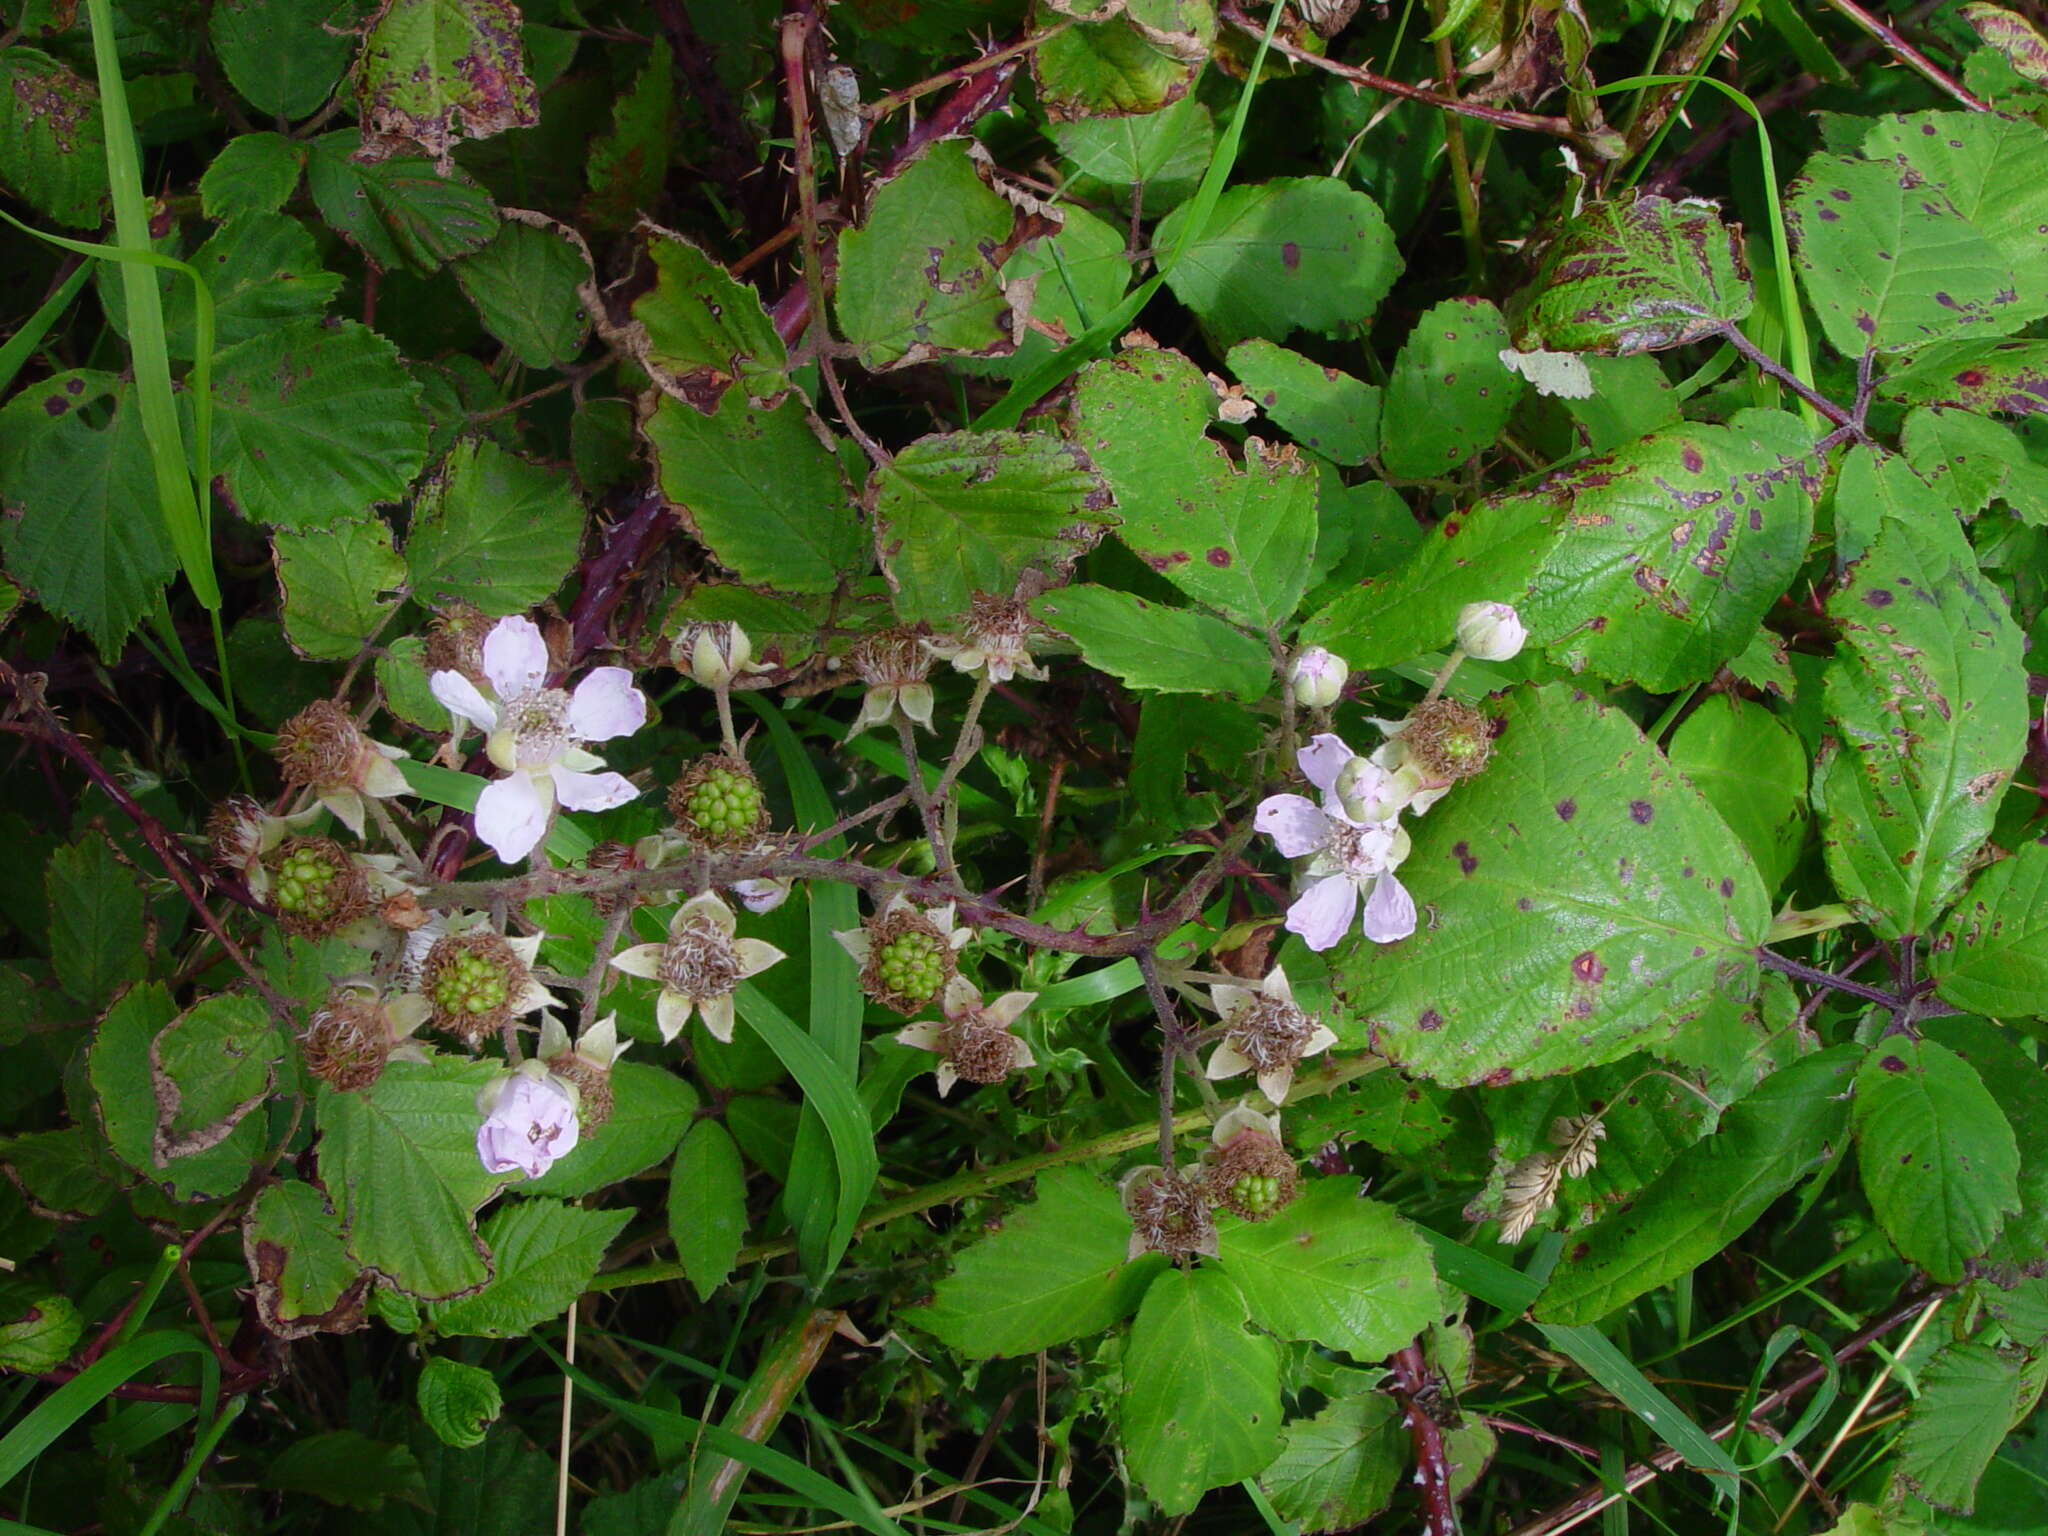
[1511,194,1753,354]
[242,1180,372,1339]
[351,0,539,162]
[1814,466,2026,939]
[1334,685,1769,1087]
[1381,297,1523,478]
[1881,337,2048,417]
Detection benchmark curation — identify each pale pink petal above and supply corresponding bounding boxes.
[431,670,499,733]
[1255,794,1332,859]
[475,1075,580,1178]
[567,667,647,743]
[1361,873,1417,944]
[482,616,550,698]
[550,767,639,813]
[474,773,551,864]
[1297,733,1353,794]
[1286,874,1359,952]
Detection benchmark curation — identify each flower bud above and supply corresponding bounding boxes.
[1455,601,1527,662]
[676,622,755,688]
[1288,646,1348,708]
[475,1064,580,1179]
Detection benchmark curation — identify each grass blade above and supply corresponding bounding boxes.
[1537,1322,1740,1481]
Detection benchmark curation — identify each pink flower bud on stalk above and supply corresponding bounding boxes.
[1287,646,1348,709]
[1454,601,1527,663]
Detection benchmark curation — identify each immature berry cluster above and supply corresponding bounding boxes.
[421,929,524,1042]
[267,837,368,938]
[1201,1126,1300,1222]
[862,912,954,1014]
[1398,699,1494,782]
[668,753,768,848]
[300,991,392,1093]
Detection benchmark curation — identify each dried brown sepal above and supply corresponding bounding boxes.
[545,1052,615,1127]
[1123,1167,1219,1261]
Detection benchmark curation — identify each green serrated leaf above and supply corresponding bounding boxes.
[316,1057,510,1300]
[1226,338,1381,467]
[972,205,1132,382]
[1513,195,1753,354]
[0,1285,83,1373]
[1536,1046,1859,1323]
[522,1061,697,1199]
[918,1167,1164,1358]
[1667,696,1810,894]
[1069,345,1315,629]
[1922,1019,2048,1265]
[46,833,144,1008]
[1933,844,2048,1015]
[1033,0,1214,120]
[209,0,360,120]
[1891,1341,2025,1514]
[1120,1265,1283,1516]
[209,319,430,529]
[836,139,1017,369]
[307,130,500,273]
[1031,584,1272,698]
[1155,177,1399,346]
[377,634,444,731]
[242,1181,371,1338]
[631,230,788,406]
[199,132,307,219]
[0,46,107,229]
[265,1430,430,1512]
[0,371,174,658]
[583,38,674,232]
[873,429,1112,622]
[403,439,586,615]
[1853,1037,2019,1283]
[1216,1181,1438,1357]
[1381,297,1523,478]
[1789,152,2024,356]
[1258,1387,1403,1533]
[1337,686,1769,1085]
[644,390,860,595]
[351,0,538,160]
[426,1199,629,1337]
[274,516,407,661]
[0,1127,113,1221]
[451,220,590,369]
[1902,405,2048,522]
[1049,91,1214,210]
[667,1119,747,1301]
[1964,2,2048,86]
[151,992,280,1159]
[417,1355,503,1450]
[1815,484,2026,939]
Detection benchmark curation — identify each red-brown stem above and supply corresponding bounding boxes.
[1390,1341,1460,1536]
[1816,0,1994,111]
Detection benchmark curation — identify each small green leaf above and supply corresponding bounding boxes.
[170,214,341,357]
[973,206,1132,381]
[1922,1018,2048,1264]
[377,635,445,731]
[0,1285,83,1373]
[1120,1266,1283,1516]
[1381,298,1523,479]
[92,984,268,1203]
[522,1061,697,1199]
[1226,338,1381,466]
[1216,1181,1438,1358]
[315,1057,510,1300]
[1537,1046,1859,1324]
[1933,844,2048,1015]
[1964,2,2048,87]
[1512,195,1753,354]
[274,516,407,661]
[199,132,307,220]
[1853,1037,2019,1283]
[1666,696,1810,893]
[873,430,1112,623]
[242,1181,371,1338]
[836,139,1018,369]
[1338,686,1769,1086]
[1815,491,2026,939]
[404,439,587,615]
[1049,91,1214,210]
[644,390,861,595]
[151,993,280,1160]
[1258,1389,1403,1533]
[265,1430,430,1512]
[209,0,360,120]
[667,1119,748,1301]
[1069,345,1316,629]
[583,39,675,232]
[1789,152,2023,356]
[307,130,500,273]
[1156,177,1400,346]
[631,230,788,406]
[46,833,144,1008]
[351,0,538,160]
[0,47,107,229]
[1902,405,2048,521]
[1891,1341,2025,1514]
[1880,337,2048,417]
[918,1167,1165,1358]
[451,220,590,369]
[417,1355,503,1450]
[1034,0,1214,120]
[426,1199,629,1337]
[210,320,430,529]
[0,371,175,658]
[1031,585,1273,699]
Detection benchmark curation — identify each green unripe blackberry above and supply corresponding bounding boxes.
[1203,1130,1299,1223]
[1230,1173,1283,1217]
[421,929,524,1044]
[1400,699,1495,782]
[267,837,369,938]
[859,910,956,1014]
[668,753,768,849]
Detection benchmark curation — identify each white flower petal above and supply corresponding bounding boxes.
[1287,874,1360,952]
[431,670,499,733]
[551,766,639,813]
[483,615,550,698]
[474,773,551,864]
[1297,733,1354,794]
[1361,873,1417,944]
[568,667,648,743]
[1255,794,1332,859]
